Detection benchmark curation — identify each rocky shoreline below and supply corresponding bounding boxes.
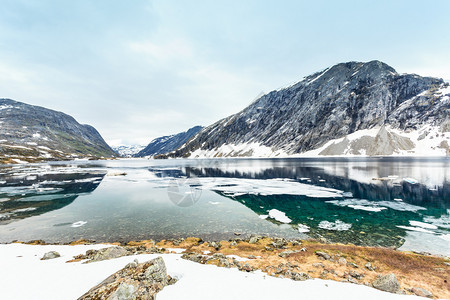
[11,236,449,299]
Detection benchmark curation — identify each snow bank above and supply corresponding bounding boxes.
[0,244,423,300]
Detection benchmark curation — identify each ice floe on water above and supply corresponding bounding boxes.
[259,215,269,220]
[318,220,352,231]
[326,198,426,212]
[298,224,310,233]
[396,226,434,234]
[408,220,438,230]
[71,221,87,228]
[199,177,343,198]
[423,210,450,229]
[268,209,292,223]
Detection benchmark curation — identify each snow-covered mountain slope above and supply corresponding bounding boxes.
[135,126,203,158]
[0,98,116,163]
[112,145,145,157]
[169,61,449,158]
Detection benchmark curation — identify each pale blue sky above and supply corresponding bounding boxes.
[0,0,449,145]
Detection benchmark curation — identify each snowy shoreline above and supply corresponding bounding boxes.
[0,243,432,300]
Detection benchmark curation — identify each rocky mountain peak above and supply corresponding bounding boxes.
[170,60,449,158]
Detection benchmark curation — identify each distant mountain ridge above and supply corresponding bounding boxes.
[113,145,145,157]
[135,126,203,157]
[0,98,116,163]
[168,60,449,157]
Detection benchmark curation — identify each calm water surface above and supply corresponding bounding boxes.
[0,158,448,256]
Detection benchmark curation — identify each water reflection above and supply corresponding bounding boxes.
[0,164,105,225]
[150,158,449,249]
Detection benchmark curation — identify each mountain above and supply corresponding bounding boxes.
[168,60,450,158]
[112,145,146,157]
[135,126,203,158]
[0,98,116,163]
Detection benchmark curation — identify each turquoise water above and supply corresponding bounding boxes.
[0,158,448,255]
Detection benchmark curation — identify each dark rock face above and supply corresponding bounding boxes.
[135,126,203,157]
[171,61,448,157]
[0,99,116,162]
[78,257,171,300]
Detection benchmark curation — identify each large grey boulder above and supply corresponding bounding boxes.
[372,273,401,293]
[78,257,173,300]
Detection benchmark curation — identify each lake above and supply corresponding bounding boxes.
[0,157,449,256]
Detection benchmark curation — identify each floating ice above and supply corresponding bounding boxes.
[259,215,269,220]
[318,220,352,231]
[298,224,310,233]
[326,198,426,213]
[208,201,220,205]
[199,177,343,198]
[326,199,386,212]
[396,225,434,234]
[11,207,37,213]
[409,221,438,230]
[423,212,450,229]
[347,205,387,212]
[71,221,87,228]
[268,209,292,223]
[377,201,426,212]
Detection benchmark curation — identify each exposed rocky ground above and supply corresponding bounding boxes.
[22,236,449,299]
[168,60,450,158]
[0,98,116,163]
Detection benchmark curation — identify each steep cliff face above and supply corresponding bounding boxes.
[135,126,203,157]
[171,61,449,157]
[0,98,116,163]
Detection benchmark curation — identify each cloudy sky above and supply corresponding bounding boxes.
[1,1,449,146]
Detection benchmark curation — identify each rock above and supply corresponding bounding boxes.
[365,262,376,271]
[349,270,364,280]
[230,241,237,247]
[269,238,287,249]
[124,259,139,269]
[315,251,331,260]
[444,262,450,266]
[89,246,131,262]
[312,263,325,268]
[372,273,401,293]
[291,240,302,246]
[278,250,301,258]
[181,253,205,263]
[411,287,433,298]
[249,236,259,244]
[347,262,359,268]
[208,241,221,250]
[172,238,184,246]
[248,255,257,259]
[41,251,60,260]
[291,272,312,281]
[239,263,254,272]
[347,276,358,284]
[79,257,169,299]
[167,276,178,286]
[338,257,347,265]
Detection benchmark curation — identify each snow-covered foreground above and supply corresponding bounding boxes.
[0,244,426,300]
